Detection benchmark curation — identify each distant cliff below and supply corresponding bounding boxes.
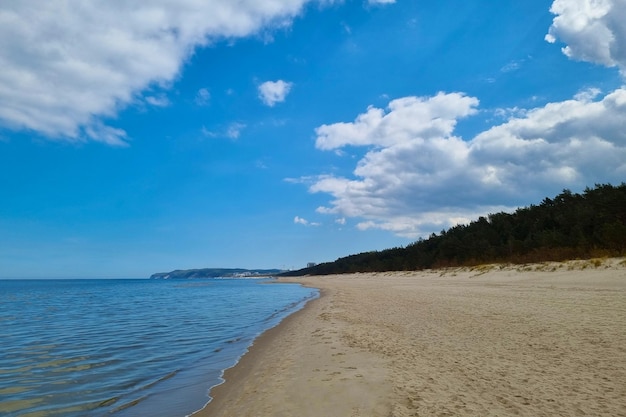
[150,268,284,279]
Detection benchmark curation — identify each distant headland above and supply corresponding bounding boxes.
[150,268,284,279]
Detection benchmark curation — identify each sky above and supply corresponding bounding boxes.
[1,0,625,278]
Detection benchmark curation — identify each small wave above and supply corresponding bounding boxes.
[97,396,119,408]
[141,370,179,391]
[111,394,149,413]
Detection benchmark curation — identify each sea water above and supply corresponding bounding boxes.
[0,278,318,417]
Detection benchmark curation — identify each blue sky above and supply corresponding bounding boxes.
[1,0,625,278]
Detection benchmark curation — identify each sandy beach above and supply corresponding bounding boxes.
[196,258,626,417]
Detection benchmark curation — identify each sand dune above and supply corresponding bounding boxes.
[196,258,626,417]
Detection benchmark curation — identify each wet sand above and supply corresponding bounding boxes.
[196,258,626,417]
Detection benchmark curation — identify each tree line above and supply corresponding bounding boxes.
[283,183,626,276]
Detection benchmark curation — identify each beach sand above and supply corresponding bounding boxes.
[196,258,626,417]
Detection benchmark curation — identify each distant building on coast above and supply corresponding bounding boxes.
[307,262,316,268]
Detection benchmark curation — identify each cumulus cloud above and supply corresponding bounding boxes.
[0,1,322,144]
[306,90,626,238]
[315,93,479,150]
[367,0,396,4]
[294,216,320,226]
[294,216,308,225]
[258,80,294,106]
[546,0,626,73]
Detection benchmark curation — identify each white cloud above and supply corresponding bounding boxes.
[500,59,524,73]
[294,216,320,226]
[226,122,246,139]
[145,94,170,107]
[546,0,626,74]
[574,87,602,101]
[294,216,309,225]
[258,80,294,106]
[84,123,129,147]
[0,1,324,144]
[367,0,396,4]
[315,92,479,150]
[195,88,211,106]
[306,90,626,238]
[201,122,246,139]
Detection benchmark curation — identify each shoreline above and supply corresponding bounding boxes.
[190,282,322,417]
[195,281,392,417]
[192,289,325,416]
[195,258,626,417]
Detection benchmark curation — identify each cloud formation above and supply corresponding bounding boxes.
[308,90,626,238]
[315,93,478,150]
[202,122,246,140]
[303,0,626,239]
[294,216,320,226]
[0,1,321,144]
[195,88,211,106]
[258,80,294,107]
[546,0,626,73]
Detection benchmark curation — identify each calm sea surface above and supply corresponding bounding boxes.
[0,278,318,417]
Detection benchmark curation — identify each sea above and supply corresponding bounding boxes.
[0,278,318,417]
